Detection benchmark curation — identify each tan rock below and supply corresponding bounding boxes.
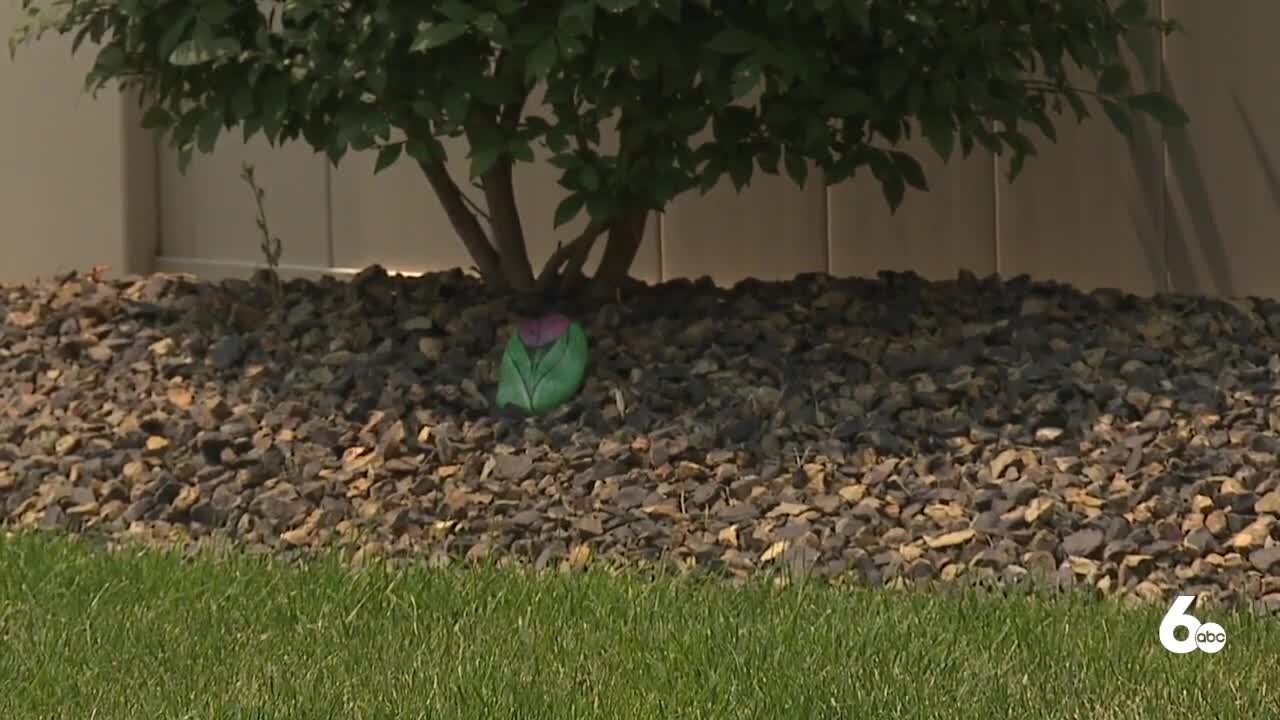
[566,544,592,570]
[837,484,866,503]
[1229,517,1274,550]
[925,529,975,549]
[990,449,1020,480]
[767,502,811,518]
[1205,510,1229,536]
[761,540,789,563]
[143,436,170,455]
[1256,491,1280,516]
[1024,497,1056,524]
[1191,494,1216,514]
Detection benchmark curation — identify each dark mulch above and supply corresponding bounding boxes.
[4,264,1280,612]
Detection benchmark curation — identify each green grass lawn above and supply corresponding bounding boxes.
[1,532,1276,719]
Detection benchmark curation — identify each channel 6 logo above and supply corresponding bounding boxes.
[1159,595,1226,654]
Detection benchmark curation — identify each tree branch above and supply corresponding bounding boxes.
[493,47,529,134]
[560,222,598,282]
[480,158,535,291]
[410,140,504,285]
[460,186,490,223]
[536,219,605,290]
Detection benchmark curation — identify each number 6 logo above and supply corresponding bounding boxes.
[1159,595,1226,654]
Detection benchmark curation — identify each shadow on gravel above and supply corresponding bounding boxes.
[4,264,1280,611]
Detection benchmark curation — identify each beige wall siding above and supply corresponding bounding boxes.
[122,98,159,278]
[1163,0,1280,298]
[996,24,1167,294]
[662,170,827,286]
[0,3,155,285]
[329,136,474,274]
[661,85,827,286]
[157,136,330,273]
[828,136,997,281]
[17,4,1280,301]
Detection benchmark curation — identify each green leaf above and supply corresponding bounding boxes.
[553,193,585,228]
[921,114,954,162]
[1124,92,1189,126]
[412,22,468,51]
[730,60,759,101]
[258,72,289,130]
[167,30,240,66]
[728,152,753,191]
[167,39,206,66]
[1100,98,1134,138]
[558,2,595,38]
[525,37,558,84]
[438,0,480,23]
[197,1,235,27]
[511,22,551,49]
[229,84,253,119]
[881,174,906,212]
[868,151,906,211]
[547,152,583,171]
[196,111,222,153]
[931,79,958,107]
[756,144,780,175]
[140,106,173,130]
[1064,91,1089,121]
[843,0,870,26]
[242,116,261,143]
[1096,65,1130,95]
[374,143,402,174]
[176,146,194,174]
[783,149,808,188]
[326,142,347,167]
[891,151,927,191]
[579,164,600,192]
[707,29,757,54]
[472,12,508,42]
[508,139,535,163]
[156,12,195,58]
[1007,146,1029,182]
[823,88,873,117]
[585,193,613,223]
[496,322,589,416]
[496,334,534,412]
[468,144,502,179]
[1115,0,1150,24]
[877,58,909,100]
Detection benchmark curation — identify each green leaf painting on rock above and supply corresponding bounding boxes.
[496,313,588,416]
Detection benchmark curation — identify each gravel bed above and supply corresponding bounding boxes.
[4,265,1280,612]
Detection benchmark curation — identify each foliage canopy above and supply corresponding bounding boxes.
[12,0,1187,298]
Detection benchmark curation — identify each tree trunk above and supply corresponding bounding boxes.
[418,143,649,301]
[481,159,536,292]
[586,208,648,299]
[417,158,508,291]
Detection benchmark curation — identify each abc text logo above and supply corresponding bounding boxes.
[1158,595,1226,654]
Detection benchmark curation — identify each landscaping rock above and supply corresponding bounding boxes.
[2,267,1280,611]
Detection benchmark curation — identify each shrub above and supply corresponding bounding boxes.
[11,0,1187,299]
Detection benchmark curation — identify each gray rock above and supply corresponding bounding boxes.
[209,334,245,368]
[1061,528,1105,558]
[1250,547,1280,572]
